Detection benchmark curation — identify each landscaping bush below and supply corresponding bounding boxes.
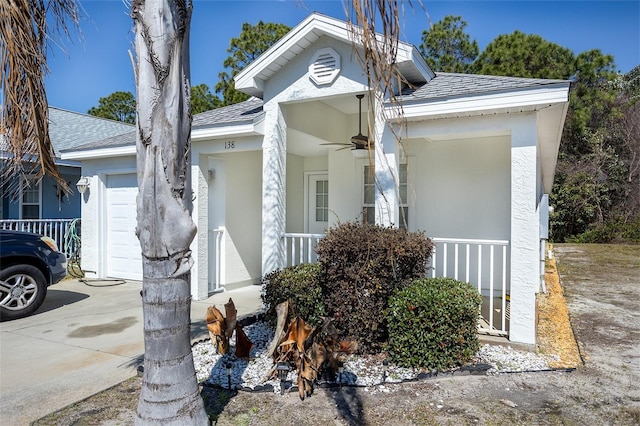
[261,263,326,327]
[386,277,482,370]
[569,215,640,243]
[315,222,433,353]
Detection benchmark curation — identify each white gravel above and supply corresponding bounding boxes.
[192,321,554,393]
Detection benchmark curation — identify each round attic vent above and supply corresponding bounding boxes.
[309,47,340,86]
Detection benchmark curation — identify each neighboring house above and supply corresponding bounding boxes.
[1,107,134,221]
[61,13,569,346]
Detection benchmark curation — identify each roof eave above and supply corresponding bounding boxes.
[192,118,264,141]
[61,145,136,160]
[394,82,570,120]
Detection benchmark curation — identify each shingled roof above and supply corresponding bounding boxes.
[48,107,134,156]
[192,96,263,128]
[65,97,264,153]
[401,72,568,102]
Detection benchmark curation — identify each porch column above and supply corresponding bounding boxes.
[373,92,399,227]
[261,101,287,276]
[190,155,209,300]
[509,117,539,345]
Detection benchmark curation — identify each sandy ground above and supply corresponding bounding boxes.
[34,244,640,425]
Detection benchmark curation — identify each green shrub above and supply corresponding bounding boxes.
[261,263,326,327]
[315,222,434,353]
[386,277,482,370]
[570,215,640,243]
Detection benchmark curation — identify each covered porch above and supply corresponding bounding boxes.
[196,92,517,338]
[284,232,511,337]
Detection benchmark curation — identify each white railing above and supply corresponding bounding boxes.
[430,238,510,337]
[283,233,324,267]
[0,218,80,257]
[280,233,511,338]
[208,227,225,293]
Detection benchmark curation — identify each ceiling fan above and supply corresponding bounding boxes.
[322,94,370,152]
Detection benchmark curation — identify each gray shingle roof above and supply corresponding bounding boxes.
[401,72,569,102]
[64,130,137,152]
[49,107,134,156]
[65,97,265,153]
[192,96,263,128]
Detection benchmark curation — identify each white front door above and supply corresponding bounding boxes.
[308,174,329,234]
[106,173,142,281]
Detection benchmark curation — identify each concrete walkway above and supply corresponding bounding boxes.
[0,278,263,425]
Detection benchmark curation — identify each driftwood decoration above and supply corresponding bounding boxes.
[205,298,252,356]
[265,301,357,400]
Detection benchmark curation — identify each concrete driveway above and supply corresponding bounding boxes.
[0,278,262,425]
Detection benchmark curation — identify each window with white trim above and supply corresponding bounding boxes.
[21,177,41,219]
[363,164,408,228]
[315,179,329,222]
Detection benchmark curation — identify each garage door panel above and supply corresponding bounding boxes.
[106,174,142,281]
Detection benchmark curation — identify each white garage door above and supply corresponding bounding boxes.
[106,174,142,281]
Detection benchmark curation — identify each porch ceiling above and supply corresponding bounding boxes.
[285,94,365,157]
[288,128,329,157]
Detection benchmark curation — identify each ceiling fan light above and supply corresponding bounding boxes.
[351,148,369,159]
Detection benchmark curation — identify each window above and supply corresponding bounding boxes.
[363,164,408,228]
[398,164,409,229]
[363,165,375,225]
[315,179,329,222]
[21,178,41,219]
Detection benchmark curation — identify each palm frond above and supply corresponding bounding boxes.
[0,0,80,196]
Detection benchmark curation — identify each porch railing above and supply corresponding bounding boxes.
[281,233,511,338]
[283,233,324,266]
[208,227,225,293]
[0,218,80,257]
[430,237,510,337]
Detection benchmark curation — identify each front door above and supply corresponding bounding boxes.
[308,173,329,234]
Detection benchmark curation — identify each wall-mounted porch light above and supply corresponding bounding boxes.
[76,177,90,195]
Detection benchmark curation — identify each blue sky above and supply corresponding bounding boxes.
[45,0,640,114]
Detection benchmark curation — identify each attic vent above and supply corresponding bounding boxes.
[309,48,340,86]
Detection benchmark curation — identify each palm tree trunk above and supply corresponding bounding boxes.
[132,0,208,423]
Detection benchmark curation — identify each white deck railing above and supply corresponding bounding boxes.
[0,218,80,257]
[208,227,225,293]
[430,237,510,337]
[283,233,324,266]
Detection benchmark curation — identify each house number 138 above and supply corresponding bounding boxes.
[225,141,235,149]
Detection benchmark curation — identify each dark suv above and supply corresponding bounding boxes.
[0,230,67,321]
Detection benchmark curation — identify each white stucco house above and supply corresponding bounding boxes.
[61,13,569,345]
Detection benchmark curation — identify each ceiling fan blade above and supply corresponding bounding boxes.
[336,146,353,151]
[320,142,351,146]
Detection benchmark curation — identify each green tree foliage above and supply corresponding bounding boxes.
[624,64,640,103]
[88,91,136,123]
[89,84,219,122]
[190,83,220,114]
[418,15,478,73]
[566,50,619,142]
[551,52,639,242]
[472,30,574,79]
[215,21,290,106]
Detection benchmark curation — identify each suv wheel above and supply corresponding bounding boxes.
[0,265,47,321]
